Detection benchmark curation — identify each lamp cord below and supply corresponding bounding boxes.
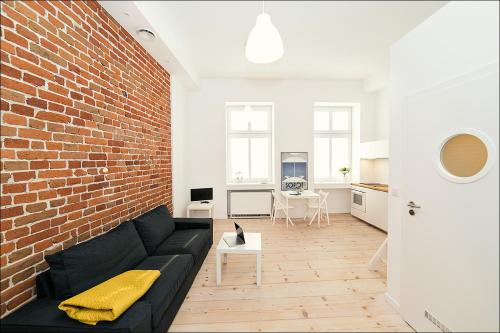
[262,0,265,13]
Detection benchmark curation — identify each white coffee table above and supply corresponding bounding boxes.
[216,232,262,287]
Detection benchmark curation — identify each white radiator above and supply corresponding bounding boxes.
[227,190,273,218]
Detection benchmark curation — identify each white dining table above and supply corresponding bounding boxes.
[281,190,321,227]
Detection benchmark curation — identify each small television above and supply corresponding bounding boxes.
[190,188,213,203]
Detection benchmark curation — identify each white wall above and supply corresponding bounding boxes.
[185,79,376,219]
[387,0,499,312]
[171,75,190,217]
[374,87,390,140]
[360,159,389,184]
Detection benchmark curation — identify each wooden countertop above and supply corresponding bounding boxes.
[351,183,389,193]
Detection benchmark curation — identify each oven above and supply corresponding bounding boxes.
[351,188,366,212]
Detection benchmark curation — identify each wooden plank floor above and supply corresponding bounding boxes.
[169,214,412,332]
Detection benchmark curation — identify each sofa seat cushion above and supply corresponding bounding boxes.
[0,298,151,332]
[135,255,193,328]
[45,221,147,299]
[153,229,211,262]
[133,205,175,255]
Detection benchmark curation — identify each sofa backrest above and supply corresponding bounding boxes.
[45,221,147,299]
[132,205,175,255]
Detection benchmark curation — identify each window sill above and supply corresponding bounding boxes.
[313,182,351,189]
[226,183,275,188]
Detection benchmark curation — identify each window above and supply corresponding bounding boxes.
[226,103,274,184]
[313,104,352,182]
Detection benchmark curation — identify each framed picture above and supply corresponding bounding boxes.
[281,152,308,191]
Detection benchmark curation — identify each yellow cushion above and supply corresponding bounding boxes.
[58,270,160,325]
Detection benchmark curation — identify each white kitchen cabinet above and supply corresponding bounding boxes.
[351,185,388,232]
[360,140,389,159]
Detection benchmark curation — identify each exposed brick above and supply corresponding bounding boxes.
[0,1,172,316]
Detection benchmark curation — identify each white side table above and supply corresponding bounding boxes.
[216,232,262,287]
[186,202,214,218]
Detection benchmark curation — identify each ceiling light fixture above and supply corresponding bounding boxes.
[245,1,284,64]
[136,28,156,41]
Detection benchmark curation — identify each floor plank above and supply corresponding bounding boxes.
[169,214,411,332]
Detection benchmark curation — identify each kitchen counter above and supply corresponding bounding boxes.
[351,183,389,193]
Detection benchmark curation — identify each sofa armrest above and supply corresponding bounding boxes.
[173,218,213,245]
[0,299,151,332]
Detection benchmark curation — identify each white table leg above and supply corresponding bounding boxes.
[317,196,321,228]
[223,253,227,264]
[256,252,262,286]
[216,251,221,286]
[285,197,289,229]
[368,238,388,271]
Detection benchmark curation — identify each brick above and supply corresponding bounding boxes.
[13,193,37,204]
[2,184,26,194]
[2,113,26,126]
[3,161,29,171]
[0,206,24,219]
[0,125,17,136]
[26,97,47,109]
[28,181,47,191]
[38,169,72,178]
[1,64,22,79]
[18,128,51,141]
[3,139,29,149]
[5,227,30,242]
[22,73,45,87]
[35,111,71,123]
[11,104,34,117]
[17,151,58,160]
[0,88,25,103]
[12,171,36,182]
[26,202,47,213]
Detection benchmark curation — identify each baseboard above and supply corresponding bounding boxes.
[384,292,401,312]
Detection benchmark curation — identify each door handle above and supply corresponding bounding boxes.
[407,201,421,208]
[407,201,421,209]
[407,201,420,216]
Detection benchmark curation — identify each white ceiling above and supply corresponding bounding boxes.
[132,1,446,81]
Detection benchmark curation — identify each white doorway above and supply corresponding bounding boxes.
[400,64,499,332]
[388,1,500,332]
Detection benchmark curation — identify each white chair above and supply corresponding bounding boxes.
[304,190,330,226]
[271,191,294,229]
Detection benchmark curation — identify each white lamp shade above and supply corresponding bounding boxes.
[245,13,284,64]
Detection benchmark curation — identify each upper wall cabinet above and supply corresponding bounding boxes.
[360,140,389,159]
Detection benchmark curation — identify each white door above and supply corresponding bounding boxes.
[400,64,499,332]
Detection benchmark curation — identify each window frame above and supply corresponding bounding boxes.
[226,102,275,185]
[313,104,353,183]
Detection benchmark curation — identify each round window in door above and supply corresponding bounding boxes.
[436,129,497,183]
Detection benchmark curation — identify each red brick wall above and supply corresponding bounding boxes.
[0,1,172,317]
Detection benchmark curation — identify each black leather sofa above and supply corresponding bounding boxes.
[0,205,213,333]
